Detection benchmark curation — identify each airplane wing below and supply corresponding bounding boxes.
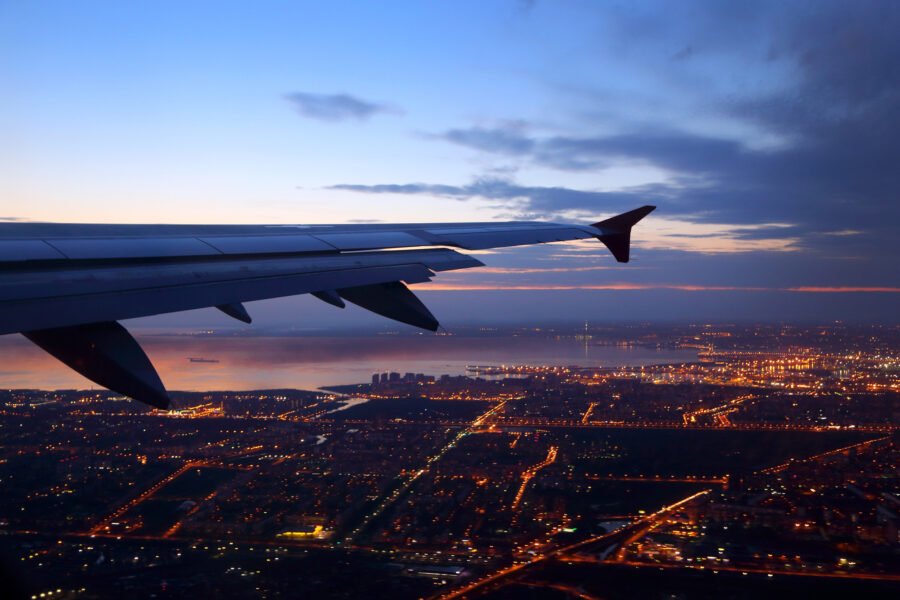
[0,206,654,408]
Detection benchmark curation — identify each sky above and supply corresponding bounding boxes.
[2,0,898,328]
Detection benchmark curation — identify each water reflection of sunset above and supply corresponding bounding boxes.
[0,335,696,392]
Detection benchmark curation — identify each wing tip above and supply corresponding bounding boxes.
[591,205,656,232]
[591,205,656,263]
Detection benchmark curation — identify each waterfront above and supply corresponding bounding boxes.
[0,333,697,392]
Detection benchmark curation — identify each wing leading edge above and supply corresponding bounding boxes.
[0,206,654,407]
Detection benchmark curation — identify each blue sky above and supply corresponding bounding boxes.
[2,0,898,326]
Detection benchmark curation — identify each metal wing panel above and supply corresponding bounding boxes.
[433,227,596,250]
[200,234,335,254]
[0,240,67,261]
[45,237,220,259]
[423,225,552,234]
[311,231,430,251]
[0,222,604,263]
[38,228,490,259]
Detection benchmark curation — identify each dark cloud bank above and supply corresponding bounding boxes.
[332,2,900,269]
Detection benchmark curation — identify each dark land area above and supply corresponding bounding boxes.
[0,324,897,598]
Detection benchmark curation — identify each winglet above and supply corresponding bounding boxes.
[591,205,655,263]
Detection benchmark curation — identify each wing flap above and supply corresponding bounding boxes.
[0,248,481,303]
[0,248,482,334]
[1,264,435,334]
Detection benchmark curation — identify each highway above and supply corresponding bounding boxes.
[511,445,558,511]
[430,490,711,600]
[343,398,515,543]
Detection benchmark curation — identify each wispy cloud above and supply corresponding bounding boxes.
[786,287,900,293]
[475,266,622,274]
[285,92,400,121]
[328,177,672,217]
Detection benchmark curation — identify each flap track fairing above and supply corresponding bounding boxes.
[311,290,346,309]
[337,281,440,331]
[216,302,252,323]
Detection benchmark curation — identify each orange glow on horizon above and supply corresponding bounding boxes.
[411,283,900,293]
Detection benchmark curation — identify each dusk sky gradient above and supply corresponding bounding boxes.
[2,0,898,328]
